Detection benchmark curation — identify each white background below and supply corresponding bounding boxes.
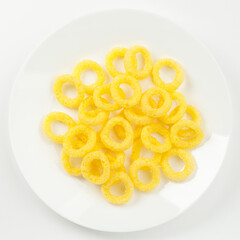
[1,0,240,239]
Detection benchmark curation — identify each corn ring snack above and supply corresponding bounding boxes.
[129,158,161,192]
[43,112,75,143]
[63,124,96,157]
[78,96,109,125]
[124,45,153,80]
[141,87,172,117]
[123,105,153,125]
[101,172,134,205]
[178,104,202,138]
[101,116,133,152]
[160,148,195,181]
[105,47,137,77]
[81,151,110,184]
[110,74,142,108]
[93,84,123,111]
[141,123,171,153]
[61,150,82,176]
[72,59,105,94]
[152,58,184,92]
[160,92,187,125]
[170,119,204,148]
[131,138,161,166]
[53,74,84,108]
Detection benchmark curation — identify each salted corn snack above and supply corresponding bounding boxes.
[43,112,75,143]
[141,87,172,118]
[81,151,110,184]
[124,45,153,80]
[101,172,134,205]
[160,92,187,124]
[129,158,161,192]
[141,123,172,153]
[78,96,109,126]
[72,59,105,94]
[100,116,133,152]
[170,119,204,149]
[53,74,85,108]
[152,58,184,92]
[61,150,81,176]
[110,74,142,108]
[63,124,96,157]
[160,148,195,181]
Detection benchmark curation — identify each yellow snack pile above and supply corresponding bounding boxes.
[43,45,204,205]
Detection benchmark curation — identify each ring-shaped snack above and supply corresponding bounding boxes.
[53,74,85,108]
[42,112,75,143]
[81,151,110,184]
[110,74,142,108]
[129,158,161,192]
[160,148,195,181]
[141,87,172,118]
[152,58,184,92]
[141,123,171,153]
[160,92,187,124]
[100,116,133,152]
[101,172,134,205]
[124,45,153,80]
[170,119,204,148]
[78,96,109,125]
[72,59,105,94]
[61,150,82,176]
[63,124,96,157]
[178,105,202,138]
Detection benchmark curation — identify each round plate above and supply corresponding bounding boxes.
[9,9,232,232]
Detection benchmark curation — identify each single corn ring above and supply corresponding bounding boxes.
[178,105,202,138]
[81,151,110,184]
[110,74,142,108]
[160,148,195,181]
[141,123,172,153]
[53,74,85,108]
[93,84,123,111]
[42,112,75,143]
[101,172,134,205]
[105,47,137,77]
[100,116,133,152]
[124,45,153,80]
[72,59,105,94]
[129,158,161,192]
[131,138,161,166]
[61,150,81,176]
[63,124,96,157]
[78,96,109,125]
[170,119,204,148]
[123,105,154,125]
[141,87,172,118]
[160,92,187,124]
[152,58,184,92]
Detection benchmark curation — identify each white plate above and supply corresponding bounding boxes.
[9,9,232,232]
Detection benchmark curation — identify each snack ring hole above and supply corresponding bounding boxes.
[50,121,68,136]
[110,181,126,196]
[138,169,152,184]
[150,132,165,144]
[113,57,125,73]
[80,69,98,86]
[159,65,176,84]
[62,82,78,98]
[120,83,134,99]
[136,52,144,70]
[168,155,185,172]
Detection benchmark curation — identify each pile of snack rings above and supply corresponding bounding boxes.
[43,45,204,205]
